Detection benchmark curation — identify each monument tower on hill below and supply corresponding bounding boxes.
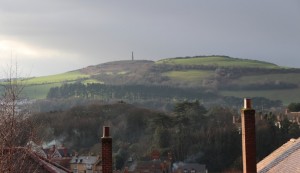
[132,51,134,61]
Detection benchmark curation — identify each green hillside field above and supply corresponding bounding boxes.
[12,71,91,99]
[157,56,281,69]
[162,70,214,84]
[23,71,89,85]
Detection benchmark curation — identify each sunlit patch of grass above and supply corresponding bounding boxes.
[22,71,89,85]
[105,72,114,75]
[82,79,104,84]
[163,70,214,82]
[117,71,128,75]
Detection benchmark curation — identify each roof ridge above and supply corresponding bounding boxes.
[33,152,72,173]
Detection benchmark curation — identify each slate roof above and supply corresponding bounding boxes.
[70,156,99,164]
[257,137,300,173]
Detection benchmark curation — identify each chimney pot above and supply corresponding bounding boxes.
[244,98,252,109]
[102,126,112,173]
[103,126,110,137]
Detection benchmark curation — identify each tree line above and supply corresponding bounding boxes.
[47,83,217,100]
[220,81,298,91]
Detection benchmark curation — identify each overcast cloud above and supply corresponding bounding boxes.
[0,0,300,76]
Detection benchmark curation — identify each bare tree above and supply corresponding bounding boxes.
[0,62,39,172]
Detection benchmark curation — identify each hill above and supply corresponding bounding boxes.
[14,56,300,105]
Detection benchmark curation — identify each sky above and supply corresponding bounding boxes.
[0,0,300,77]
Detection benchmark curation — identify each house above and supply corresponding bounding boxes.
[43,145,73,169]
[30,142,72,169]
[0,147,72,173]
[43,145,71,159]
[285,109,300,124]
[70,155,101,173]
[257,137,300,173]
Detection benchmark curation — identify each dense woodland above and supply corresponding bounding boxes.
[32,101,300,172]
[47,83,216,101]
[44,83,282,112]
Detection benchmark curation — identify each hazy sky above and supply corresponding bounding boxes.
[0,0,300,77]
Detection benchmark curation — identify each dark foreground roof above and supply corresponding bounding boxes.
[257,138,300,173]
[0,147,72,173]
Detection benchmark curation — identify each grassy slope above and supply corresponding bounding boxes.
[19,71,90,99]
[23,71,89,84]
[157,56,280,68]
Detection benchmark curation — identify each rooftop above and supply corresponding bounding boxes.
[257,137,300,173]
[70,156,100,165]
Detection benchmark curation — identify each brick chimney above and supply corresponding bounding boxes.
[241,98,257,173]
[102,126,112,173]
